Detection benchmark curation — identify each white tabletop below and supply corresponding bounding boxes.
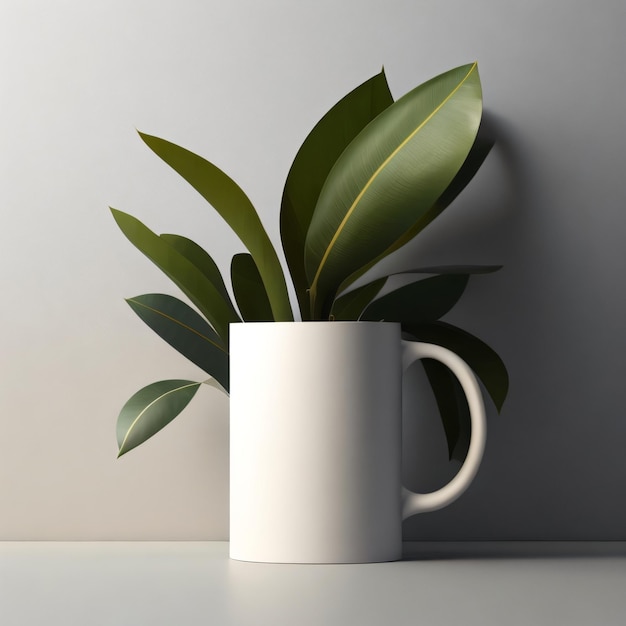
[2,542,625,625]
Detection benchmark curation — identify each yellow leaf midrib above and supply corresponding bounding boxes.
[309,63,477,303]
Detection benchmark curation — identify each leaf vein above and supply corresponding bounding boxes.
[310,63,477,300]
[128,298,228,354]
[119,382,199,455]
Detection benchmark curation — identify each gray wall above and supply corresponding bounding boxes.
[1,0,624,540]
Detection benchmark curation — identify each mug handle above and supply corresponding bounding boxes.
[400,341,487,519]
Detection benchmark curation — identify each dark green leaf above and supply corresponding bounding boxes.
[331,277,387,320]
[126,293,230,391]
[138,132,293,321]
[333,265,500,319]
[160,234,237,317]
[305,63,483,318]
[393,265,501,275]
[117,380,201,457]
[361,275,469,323]
[280,70,393,320]
[111,208,239,343]
[404,321,509,412]
[422,359,470,461]
[231,253,274,321]
[203,377,229,396]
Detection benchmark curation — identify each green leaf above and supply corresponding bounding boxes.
[333,265,500,319]
[431,129,494,213]
[231,253,274,321]
[337,132,494,294]
[421,358,470,462]
[117,380,201,457]
[126,294,230,391]
[331,277,387,320]
[138,132,293,322]
[361,274,469,323]
[403,321,509,412]
[111,208,239,343]
[203,377,229,397]
[280,70,393,320]
[305,63,483,319]
[391,264,501,275]
[404,320,509,463]
[160,234,237,316]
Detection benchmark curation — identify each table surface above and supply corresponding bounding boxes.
[2,541,625,626]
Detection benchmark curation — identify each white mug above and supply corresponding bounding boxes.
[229,322,486,563]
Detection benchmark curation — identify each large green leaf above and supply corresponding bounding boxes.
[361,274,470,323]
[305,63,483,319]
[231,253,274,321]
[117,380,201,457]
[138,132,293,322]
[337,132,494,294]
[403,321,509,412]
[126,293,230,391]
[159,234,237,317]
[111,209,239,343]
[280,70,393,320]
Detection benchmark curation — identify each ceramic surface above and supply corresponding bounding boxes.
[229,322,485,563]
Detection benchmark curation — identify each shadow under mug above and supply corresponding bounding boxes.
[229,321,486,563]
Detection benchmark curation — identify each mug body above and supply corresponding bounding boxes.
[229,321,403,563]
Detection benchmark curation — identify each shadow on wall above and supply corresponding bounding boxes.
[403,105,626,540]
[400,109,529,490]
[398,110,587,539]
